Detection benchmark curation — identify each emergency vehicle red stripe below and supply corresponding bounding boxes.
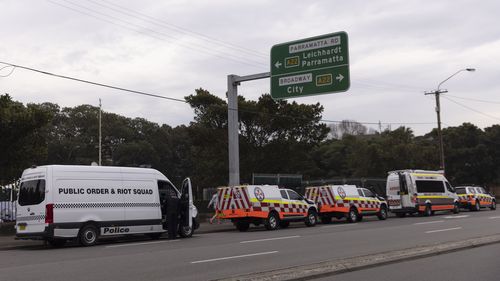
[326,187,335,205]
[241,186,251,209]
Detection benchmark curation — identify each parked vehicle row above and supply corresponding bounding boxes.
[216,169,496,232]
[15,166,496,246]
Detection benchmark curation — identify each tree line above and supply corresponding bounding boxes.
[1,90,500,190]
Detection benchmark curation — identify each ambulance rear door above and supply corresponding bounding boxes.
[180,178,193,230]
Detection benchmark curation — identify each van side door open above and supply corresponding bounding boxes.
[179,178,193,232]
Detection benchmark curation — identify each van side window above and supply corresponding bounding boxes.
[287,190,302,200]
[445,182,455,193]
[415,180,445,193]
[280,190,289,199]
[18,180,46,206]
[357,189,364,196]
[158,180,178,204]
[363,189,375,197]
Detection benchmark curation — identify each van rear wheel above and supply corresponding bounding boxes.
[377,206,388,220]
[78,224,98,246]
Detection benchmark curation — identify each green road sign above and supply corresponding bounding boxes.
[270,32,350,99]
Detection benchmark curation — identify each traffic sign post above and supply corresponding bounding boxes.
[271,31,350,99]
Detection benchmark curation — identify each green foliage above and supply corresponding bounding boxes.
[2,92,500,189]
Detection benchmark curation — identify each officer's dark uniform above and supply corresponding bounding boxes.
[166,195,180,239]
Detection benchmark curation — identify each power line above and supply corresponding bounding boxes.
[89,0,268,59]
[443,94,500,104]
[1,61,437,127]
[0,65,15,77]
[47,0,267,69]
[442,95,500,122]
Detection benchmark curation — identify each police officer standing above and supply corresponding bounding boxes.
[166,192,180,239]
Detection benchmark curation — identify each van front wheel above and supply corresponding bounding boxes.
[78,224,98,246]
[265,212,279,230]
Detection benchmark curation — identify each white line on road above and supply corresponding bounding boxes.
[425,227,462,234]
[240,235,300,244]
[413,220,444,225]
[443,215,469,219]
[489,216,500,219]
[191,251,278,264]
[106,239,180,248]
[323,223,358,228]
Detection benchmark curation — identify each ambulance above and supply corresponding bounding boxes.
[15,165,199,247]
[456,186,496,211]
[305,185,388,223]
[386,170,459,217]
[215,185,318,231]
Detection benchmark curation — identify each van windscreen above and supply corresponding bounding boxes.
[416,180,444,193]
[19,180,46,206]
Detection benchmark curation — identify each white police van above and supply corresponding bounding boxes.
[16,165,198,247]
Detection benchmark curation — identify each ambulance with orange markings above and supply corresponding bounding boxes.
[215,185,318,231]
[386,170,460,217]
[305,185,388,223]
[456,186,496,211]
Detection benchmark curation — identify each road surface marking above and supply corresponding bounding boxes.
[106,239,180,248]
[425,227,462,234]
[414,220,444,225]
[489,216,500,219]
[443,215,469,219]
[191,251,278,264]
[323,223,358,228]
[240,235,300,244]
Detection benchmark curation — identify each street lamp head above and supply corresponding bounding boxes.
[466,68,476,72]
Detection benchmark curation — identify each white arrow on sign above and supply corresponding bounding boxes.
[336,74,344,82]
[275,61,282,68]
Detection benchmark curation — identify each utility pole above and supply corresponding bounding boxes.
[424,89,448,172]
[425,68,475,174]
[99,98,102,166]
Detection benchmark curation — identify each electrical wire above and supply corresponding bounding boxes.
[47,0,267,69]
[443,94,500,105]
[0,65,15,77]
[442,95,500,122]
[0,61,437,127]
[89,0,268,59]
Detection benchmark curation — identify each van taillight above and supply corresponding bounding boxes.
[45,204,54,224]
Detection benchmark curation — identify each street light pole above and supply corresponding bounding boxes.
[425,68,475,173]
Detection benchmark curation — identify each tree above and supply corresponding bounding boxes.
[0,94,53,183]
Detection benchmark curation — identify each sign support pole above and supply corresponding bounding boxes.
[227,72,270,186]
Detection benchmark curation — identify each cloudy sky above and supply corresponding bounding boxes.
[2,0,499,135]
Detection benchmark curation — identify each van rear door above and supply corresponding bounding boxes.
[399,173,414,208]
[16,168,48,235]
[180,178,193,230]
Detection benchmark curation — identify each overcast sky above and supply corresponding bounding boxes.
[2,0,499,135]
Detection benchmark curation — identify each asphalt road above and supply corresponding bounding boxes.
[315,240,500,281]
[1,209,500,281]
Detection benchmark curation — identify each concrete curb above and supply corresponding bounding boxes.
[215,234,500,281]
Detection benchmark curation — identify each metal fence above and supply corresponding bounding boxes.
[0,184,17,223]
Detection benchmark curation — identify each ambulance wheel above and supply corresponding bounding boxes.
[78,224,98,246]
[265,212,279,230]
[347,207,358,223]
[305,209,317,227]
[424,204,432,217]
[320,215,332,224]
[236,221,250,232]
[491,201,496,210]
[47,238,67,248]
[377,206,388,220]
[453,203,460,214]
[280,221,290,228]
[179,225,194,238]
[395,212,406,218]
